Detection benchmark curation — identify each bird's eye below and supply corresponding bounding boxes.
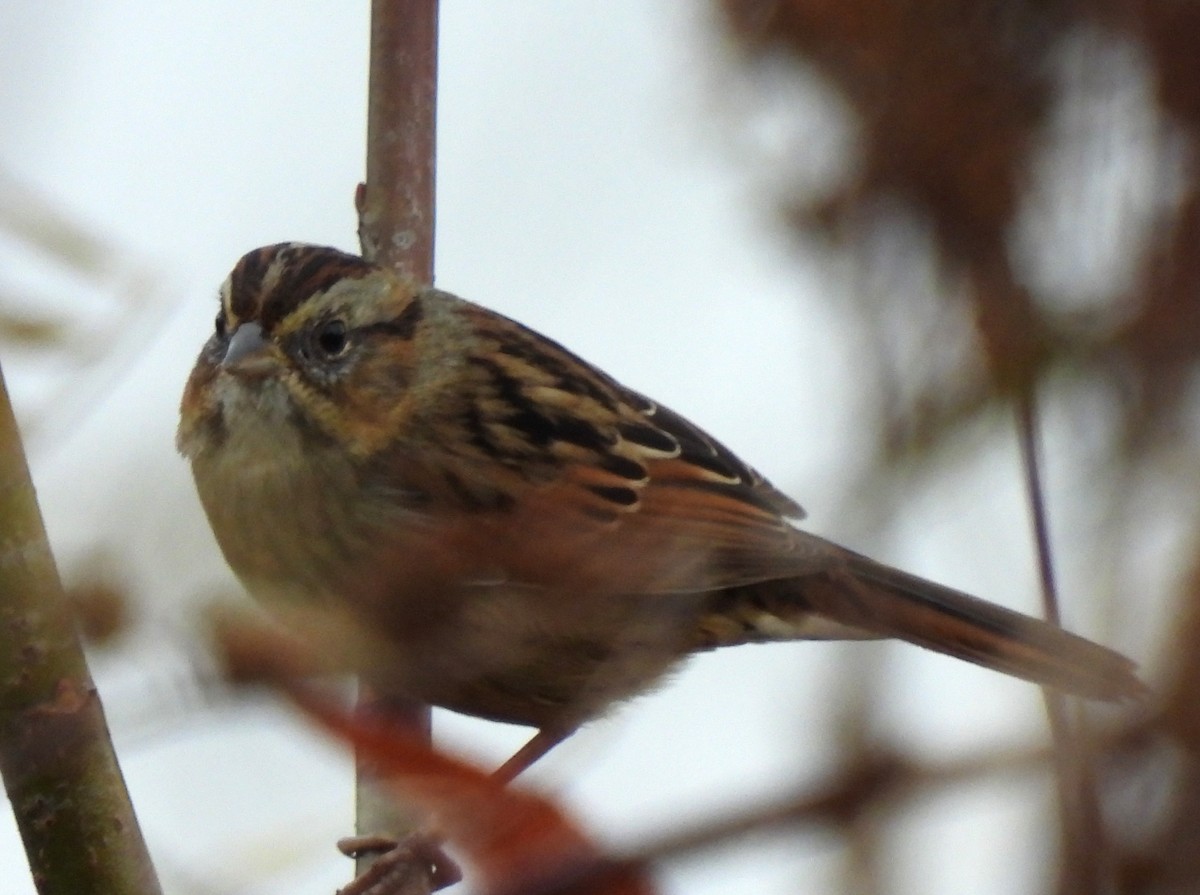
[214,311,227,338]
[314,319,349,358]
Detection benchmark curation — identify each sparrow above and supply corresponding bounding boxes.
[178,243,1144,780]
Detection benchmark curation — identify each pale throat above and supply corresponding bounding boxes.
[192,375,383,602]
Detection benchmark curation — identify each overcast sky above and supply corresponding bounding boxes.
[0,4,1122,894]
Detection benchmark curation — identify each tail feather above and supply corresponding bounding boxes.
[702,549,1146,702]
[811,552,1146,701]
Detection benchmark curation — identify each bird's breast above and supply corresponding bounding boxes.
[188,378,409,606]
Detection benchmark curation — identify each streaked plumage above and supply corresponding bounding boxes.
[179,243,1144,775]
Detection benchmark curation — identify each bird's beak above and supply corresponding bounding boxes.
[221,321,273,373]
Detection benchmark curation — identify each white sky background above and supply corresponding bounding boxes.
[0,3,1156,894]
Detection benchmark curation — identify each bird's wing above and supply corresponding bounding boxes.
[402,300,831,594]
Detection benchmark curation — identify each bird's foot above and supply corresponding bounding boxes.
[337,832,461,894]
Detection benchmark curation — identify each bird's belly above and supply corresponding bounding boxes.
[366,582,706,729]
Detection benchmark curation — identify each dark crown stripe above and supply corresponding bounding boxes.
[263,247,375,329]
[229,244,376,331]
[288,249,338,295]
[289,246,375,295]
[228,246,272,320]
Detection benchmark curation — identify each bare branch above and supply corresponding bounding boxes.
[0,360,161,894]
[353,2,439,893]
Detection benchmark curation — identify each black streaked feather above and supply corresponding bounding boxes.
[493,331,621,412]
[586,484,640,507]
[596,454,649,481]
[615,421,679,455]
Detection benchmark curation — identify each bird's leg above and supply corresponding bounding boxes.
[337,832,462,894]
[491,727,572,784]
[337,727,571,893]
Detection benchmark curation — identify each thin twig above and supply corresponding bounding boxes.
[1015,388,1107,895]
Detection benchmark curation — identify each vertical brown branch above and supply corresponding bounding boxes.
[354,1,439,892]
[359,0,438,284]
[0,362,161,895]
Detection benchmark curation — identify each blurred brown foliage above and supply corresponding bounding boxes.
[212,607,657,895]
[717,1,1200,892]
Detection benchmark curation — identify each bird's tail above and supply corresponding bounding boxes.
[701,548,1146,702]
[818,551,1145,701]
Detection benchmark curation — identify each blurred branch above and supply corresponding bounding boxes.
[489,731,1140,895]
[716,2,1189,892]
[0,171,170,448]
[353,0,439,892]
[528,712,1169,895]
[1017,390,1107,895]
[0,360,161,894]
[0,170,112,278]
